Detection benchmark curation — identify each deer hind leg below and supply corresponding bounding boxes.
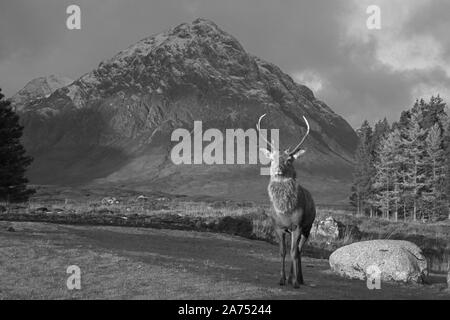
[290,227,302,288]
[276,229,287,286]
[297,233,308,285]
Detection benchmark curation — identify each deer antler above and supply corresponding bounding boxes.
[256,113,275,151]
[286,116,310,156]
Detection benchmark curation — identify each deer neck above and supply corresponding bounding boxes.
[268,177,298,214]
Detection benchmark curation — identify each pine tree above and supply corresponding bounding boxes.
[423,123,446,220]
[350,120,374,216]
[420,95,446,130]
[393,110,411,132]
[442,109,450,219]
[371,118,390,157]
[0,89,35,203]
[391,129,407,222]
[356,96,449,222]
[402,111,426,221]
[369,118,391,217]
[372,129,402,220]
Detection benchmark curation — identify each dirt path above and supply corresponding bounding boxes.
[0,221,448,299]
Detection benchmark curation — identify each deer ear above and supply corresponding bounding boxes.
[292,149,306,159]
[259,148,273,160]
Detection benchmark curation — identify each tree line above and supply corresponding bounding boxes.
[350,96,450,222]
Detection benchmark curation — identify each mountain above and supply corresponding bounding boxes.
[12,18,357,204]
[10,75,73,111]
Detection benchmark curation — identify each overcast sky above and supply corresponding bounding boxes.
[1,0,449,127]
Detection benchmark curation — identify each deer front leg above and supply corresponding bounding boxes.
[288,261,293,284]
[290,227,301,288]
[276,229,286,285]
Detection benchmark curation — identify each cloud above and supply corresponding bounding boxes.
[292,70,324,93]
[376,36,444,73]
[318,0,450,126]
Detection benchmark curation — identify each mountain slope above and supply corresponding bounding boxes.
[13,19,357,204]
[10,75,73,111]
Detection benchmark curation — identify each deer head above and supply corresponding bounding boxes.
[257,113,310,179]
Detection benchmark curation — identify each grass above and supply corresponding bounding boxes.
[4,222,447,299]
[1,185,449,272]
[1,222,299,299]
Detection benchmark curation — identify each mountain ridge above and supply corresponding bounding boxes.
[9,75,73,111]
[12,18,357,204]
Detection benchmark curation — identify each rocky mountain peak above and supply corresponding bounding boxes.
[9,75,73,111]
[110,18,245,64]
[12,19,358,203]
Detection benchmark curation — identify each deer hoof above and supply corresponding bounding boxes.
[279,278,286,286]
[292,281,301,289]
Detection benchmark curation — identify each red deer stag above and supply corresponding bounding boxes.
[257,114,316,288]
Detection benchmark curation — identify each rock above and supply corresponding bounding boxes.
[310,216,360,241]
[101,197,120,205]
[311,216,342,240]
[329,240,428,284]
[136,195,149,202]
[35,207,48,213]
[7,226,15,232]
[0,205,6,213]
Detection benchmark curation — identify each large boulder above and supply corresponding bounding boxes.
[329,240,428,283]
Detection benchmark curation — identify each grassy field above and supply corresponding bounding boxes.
[1,222,448,299]
[1,185,449,273]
